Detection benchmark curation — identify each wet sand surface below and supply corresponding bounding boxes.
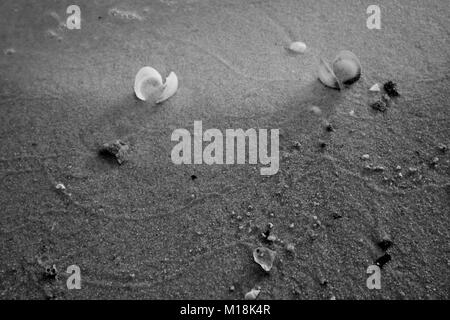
[0,0,449,299]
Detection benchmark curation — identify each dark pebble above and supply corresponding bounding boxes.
[371,99,388,112]
[375,253,391,268]
[99,140,129,165]
[377,239,393,251]
[383,81,400,97]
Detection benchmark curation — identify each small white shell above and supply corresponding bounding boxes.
[318,58,341,89]
[369,83,381,92]
[289,41,307,54]
[134,67,164,101]
[156,72,178,104]
[244,289,260,300]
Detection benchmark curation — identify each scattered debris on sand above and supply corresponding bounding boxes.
[108,8,144,21]
[430,157,439,168]
[383,81,400,97]
[244,288,260,300]
[364,164,386,172]
[253,247,276,272]
[99,140,129,164]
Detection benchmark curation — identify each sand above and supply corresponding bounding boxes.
[0,0,449,299]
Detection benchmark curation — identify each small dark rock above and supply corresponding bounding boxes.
[43,264,58,280]
[191,175,197,181]
[324,121,335,132]
[375,253,391,268]
[371,99,388,112]
[383,81,400,97]
[99,140,129,164]
[430,157,439,168]
[437,143,447,153]
[292,141,301,150]
[318,140,327,149]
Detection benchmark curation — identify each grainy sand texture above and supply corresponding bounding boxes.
[0,0,449,299]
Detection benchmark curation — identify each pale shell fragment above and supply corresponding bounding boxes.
[244,289,261,300]
[369,83,381,92]
[55,183,66,190]
[253,247,276,272]
[318,58,341,90]
[156,72,178,104]
[134,67,164,101]
[289,41,307,54]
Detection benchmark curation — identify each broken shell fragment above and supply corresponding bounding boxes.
[253,247,276,272]
[369,83,381,92]
[288,41,307,54]
[244,289,260,300]
[318,58,341,89]
[134,66,164,101]
[156,71,178,104]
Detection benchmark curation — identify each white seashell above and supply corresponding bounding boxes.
[134,67,164,101]
[244,289,260,300]
[156,71,178,104]
[369,83,381,92]
[332,50,361,85]
[289,41,307,54]
[318,58,341,90]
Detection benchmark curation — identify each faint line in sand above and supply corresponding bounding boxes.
[155,30,296,83]
[82,241,252,289]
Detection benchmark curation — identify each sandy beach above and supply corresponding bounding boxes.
[0,0,449,299]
